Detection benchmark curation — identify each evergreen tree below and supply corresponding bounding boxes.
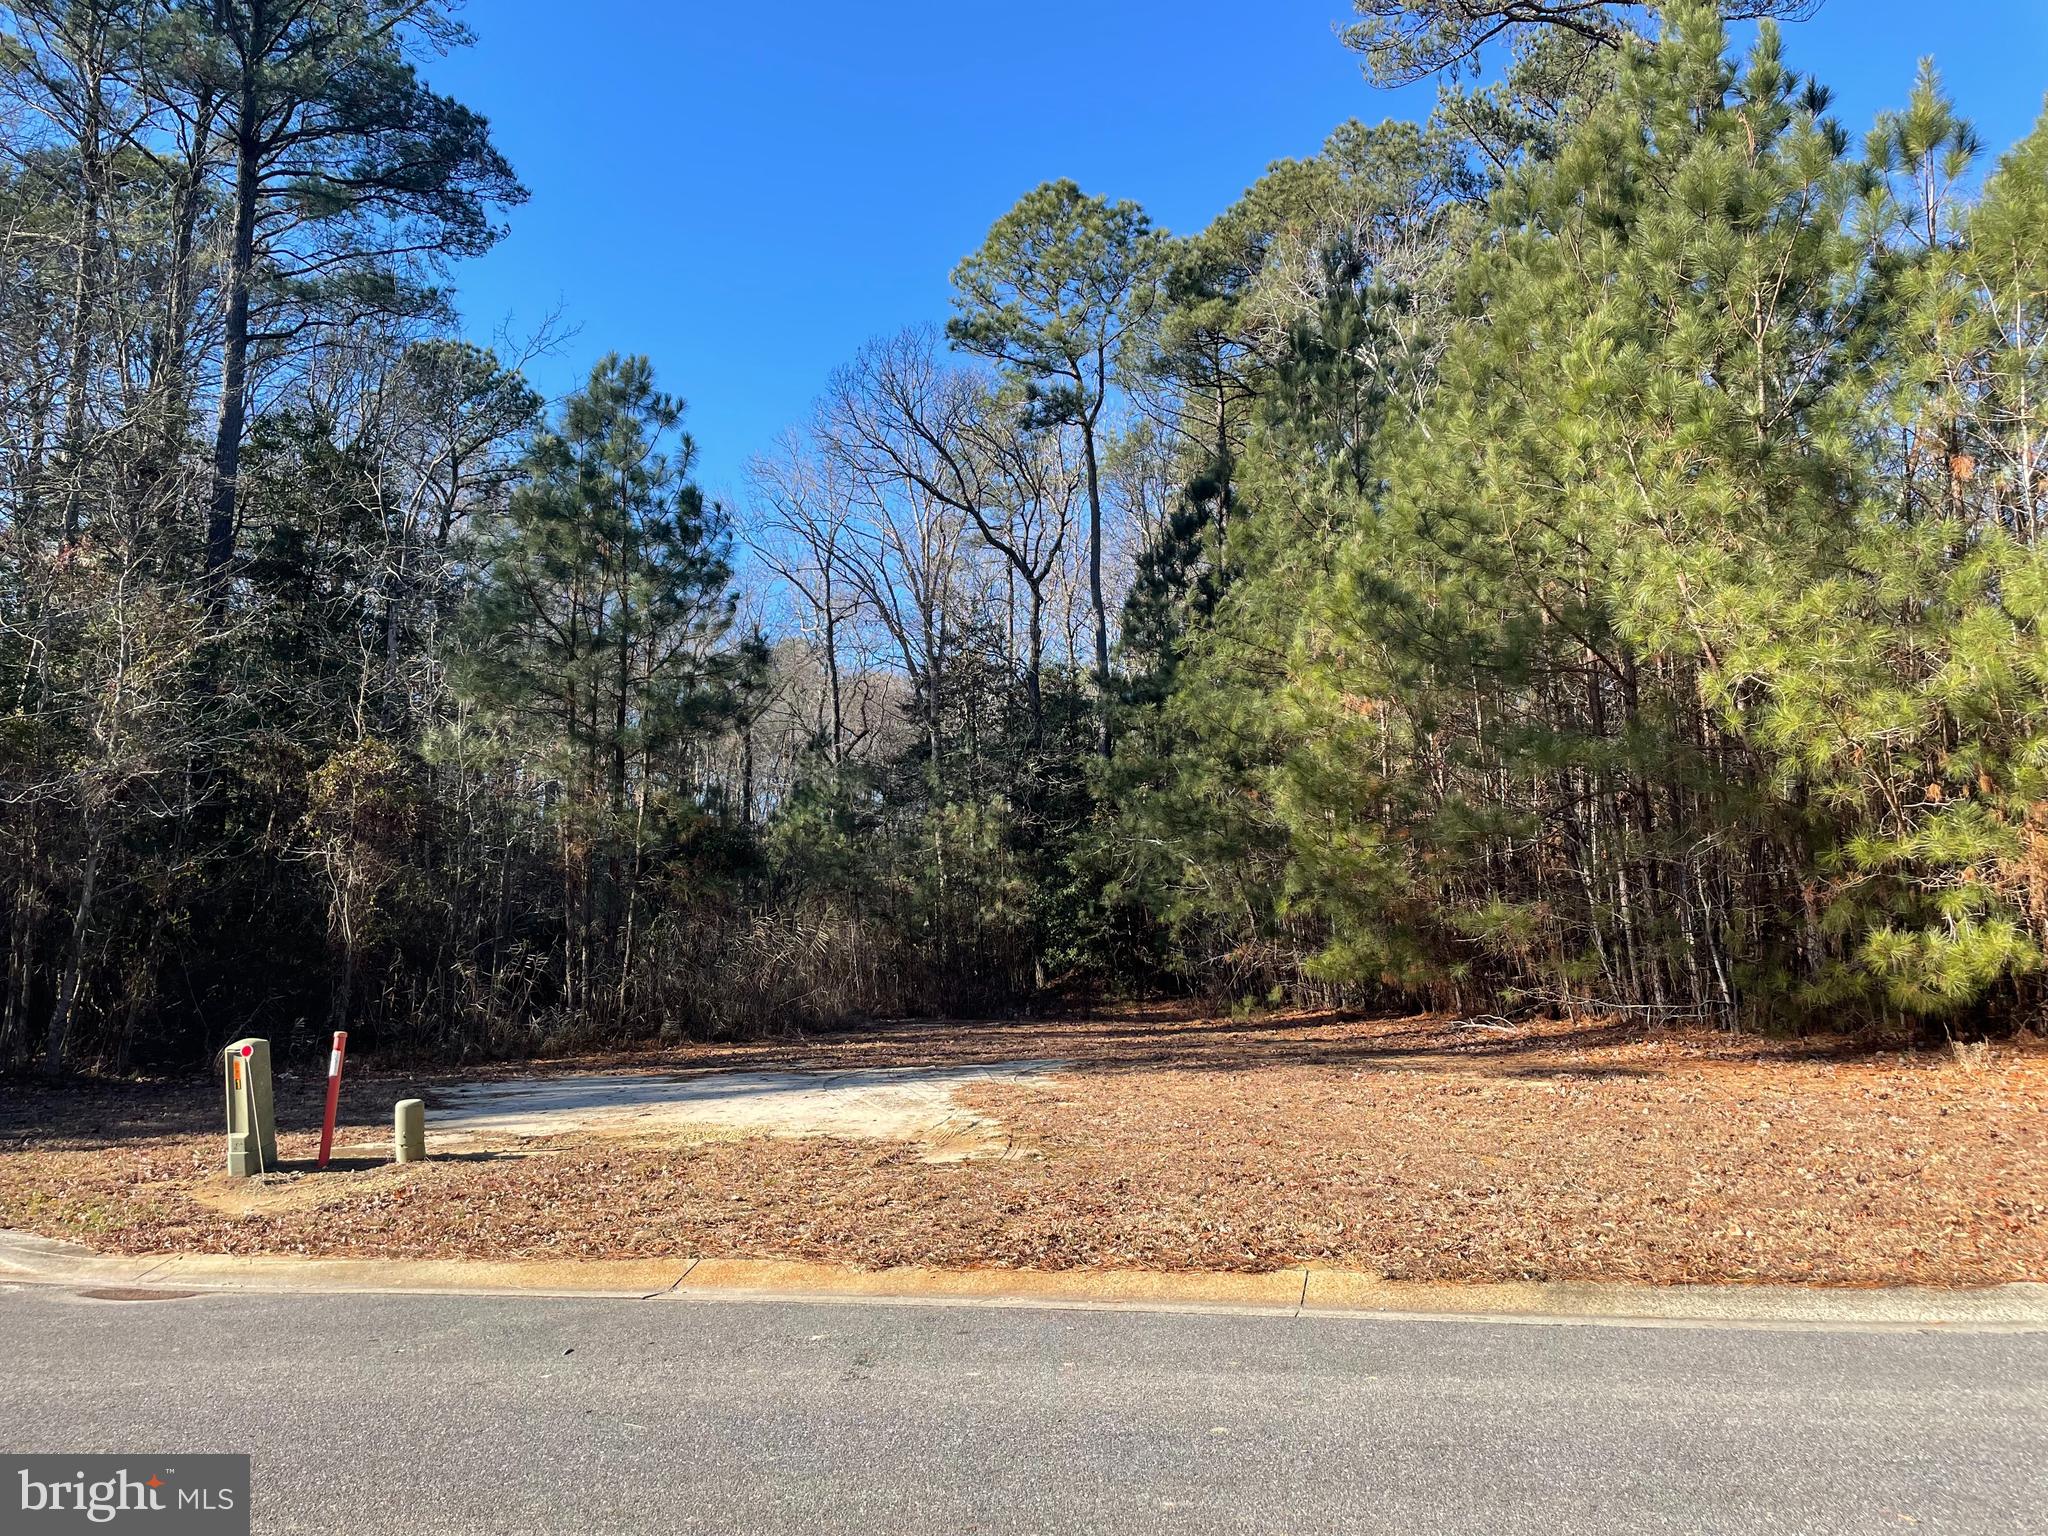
[459,355,748,1018]
[1108,126,1470,1002]
[1280,4,1870,1017]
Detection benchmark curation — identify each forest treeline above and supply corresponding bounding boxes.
[4,0,2047,1072]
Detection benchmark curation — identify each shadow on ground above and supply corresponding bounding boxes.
[0,1003,1993,1149]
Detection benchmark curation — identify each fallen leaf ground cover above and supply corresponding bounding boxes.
[2,1009,2043,1285]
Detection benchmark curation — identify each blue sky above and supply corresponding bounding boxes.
[429,1,2048,505]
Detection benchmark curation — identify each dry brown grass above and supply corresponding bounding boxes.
[2,1007,2044,1285]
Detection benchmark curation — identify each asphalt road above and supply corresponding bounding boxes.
[0,1282,2040,1535]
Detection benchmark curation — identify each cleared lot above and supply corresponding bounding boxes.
[1,1008,2044,1285]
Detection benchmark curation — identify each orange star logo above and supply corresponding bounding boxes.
[146,1476,163,1489]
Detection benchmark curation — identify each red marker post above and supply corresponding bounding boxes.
[316,1030,348,1169]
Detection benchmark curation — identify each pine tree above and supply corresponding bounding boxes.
[1280,5,1873,1019]
[459,355,747,1018]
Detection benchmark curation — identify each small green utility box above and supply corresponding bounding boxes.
[224,1037,277,1176]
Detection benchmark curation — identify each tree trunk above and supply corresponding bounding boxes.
[741,717,756,827]
[2019,290,2037,545]
[42,817,104,1076]
[1081,416,1111,757]
[55,70,104,549]
[2,817,41,1067]
[147,100,215,454]
[205,64,263,580]
[1213,366,1232,557]
[822,567,844,763]
[616,778,646,1022]
[1025,586,1045,748]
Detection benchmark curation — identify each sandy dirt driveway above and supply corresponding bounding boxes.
[423,1061,1063,1160]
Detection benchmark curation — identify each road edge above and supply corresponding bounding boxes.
[3,1230,2044,1328]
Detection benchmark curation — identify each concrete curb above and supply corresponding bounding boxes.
[2,1231,2043,1328]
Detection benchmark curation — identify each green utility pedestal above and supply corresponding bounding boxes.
[224,1037,277,1176]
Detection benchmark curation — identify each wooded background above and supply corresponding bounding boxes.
[5,0,2046,1072]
